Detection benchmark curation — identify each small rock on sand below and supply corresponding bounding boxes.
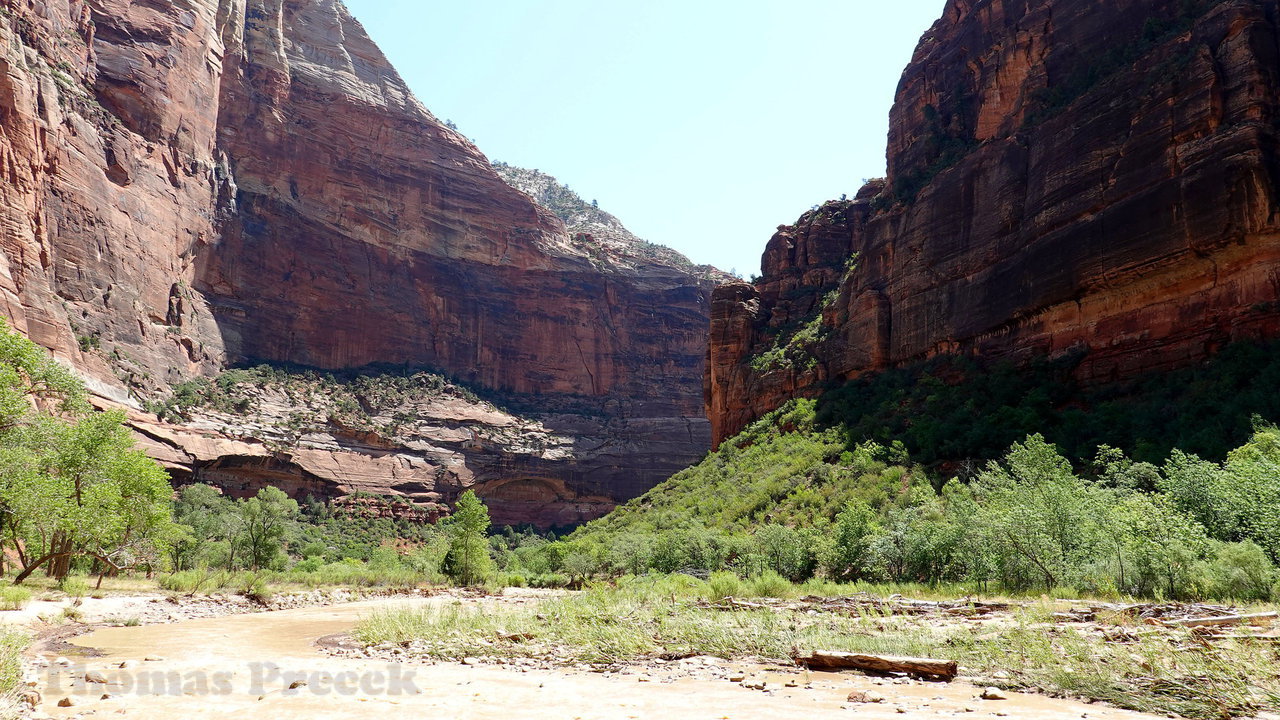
[84,670,108,684]
[981,687,1008,700]
[847,690,885,703]
[56,697,75,707]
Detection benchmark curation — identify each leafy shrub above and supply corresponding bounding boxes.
[561,551,602,587]
[0,587,31,611]
[238,572,273,604]
[293,556,324,573]
[58,577,90,599]
[704,572,745,602]
[527,573,569,588]
[1195,541,1276,601]
[746,570,795,599]
[158,571,202,593]
[748,525,815,582]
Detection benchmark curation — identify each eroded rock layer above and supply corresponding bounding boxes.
[0,0,714,526]
[708,0,1280,444]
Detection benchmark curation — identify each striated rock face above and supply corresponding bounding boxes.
[709,0,1280,444]
[103,371,706,528]
[0,0,715,526]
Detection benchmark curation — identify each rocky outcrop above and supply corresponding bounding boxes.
[103,376,692,528]
[493,162,729,283]
[709,0,1280,444]
[0,0,715,525]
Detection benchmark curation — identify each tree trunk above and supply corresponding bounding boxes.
[796,651,959,680]
[13,551,69,584]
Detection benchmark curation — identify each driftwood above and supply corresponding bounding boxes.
[1163,611,1278,628]
[796,650,958,680]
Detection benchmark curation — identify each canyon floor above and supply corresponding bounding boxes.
[19,591,1185,720]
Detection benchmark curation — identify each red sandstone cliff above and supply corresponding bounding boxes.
[708,0,1280,444]
[0,0,714,526]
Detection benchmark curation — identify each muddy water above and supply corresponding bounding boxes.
[34,597,1165,720]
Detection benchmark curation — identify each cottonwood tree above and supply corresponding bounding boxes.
[443,490,494,585]
[169,483,237,571]
[0,320,176,584]
[822,501,877,582]
[239,486,299,570]
[972,434,1112,590]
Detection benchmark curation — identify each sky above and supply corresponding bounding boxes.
[341,1,945,276]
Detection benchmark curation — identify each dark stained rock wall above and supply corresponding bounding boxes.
[709,0,1280,443]
[0,0,714,526]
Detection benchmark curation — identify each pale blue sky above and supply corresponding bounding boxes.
[342,1,944,276]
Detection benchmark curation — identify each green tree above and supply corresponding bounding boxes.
[973,435,1112,590]
[822,501,877,581]
[751,524,813,581]
[648,531,689,574]
[1196,540,1276,601]
[5,410,175,584]
[171,484,240,570]
[1220,426,1280,560]
[0,321,174,584]
[606,534,653,576]
[238,487,299,571]
[561,549,601,587]
[443,491,494,586]
[1111,493,1208,599]
[1159,450,1242,540]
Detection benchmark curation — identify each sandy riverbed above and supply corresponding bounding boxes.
[21,594,1175,720]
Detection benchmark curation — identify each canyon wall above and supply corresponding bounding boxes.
[0,0,714,526]
[709,0,1280,444]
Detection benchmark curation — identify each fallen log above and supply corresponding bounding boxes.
[795,651,958,680]
[1164,612,1278,628]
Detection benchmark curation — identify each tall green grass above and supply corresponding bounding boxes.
[354,577,1279,719]
[355,574,944,664]
[0,587,31,611]
[0,627,29,719]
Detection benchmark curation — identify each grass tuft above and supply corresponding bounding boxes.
[355,579,1280,719]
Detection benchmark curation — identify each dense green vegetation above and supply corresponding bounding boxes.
[160,484,564,593]
[816,342,1280,467]
[163,483,450,592]
[749,314,828,373]
[0,320,176,586]
[555,398,1280,602]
